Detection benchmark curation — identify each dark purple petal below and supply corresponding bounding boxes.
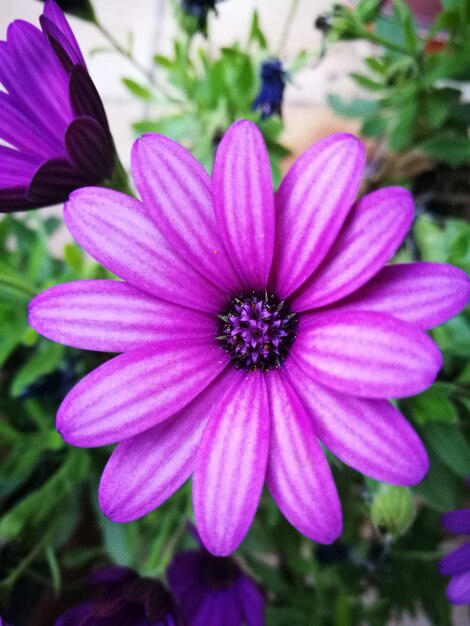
[439,542,470,576]
[5,20,72,125]
[235,575,265,626]
[443,510,470,535]
[27,158,90,204]
[42,0,86,65]
[54,601,92,626]
[0,92,63,158]
[65,116,115,181]
[88,566,137,586]
[40,16,81,72]
[0,186,32,213]
[69,64,110,134]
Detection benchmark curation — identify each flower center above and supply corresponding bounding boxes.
[218,292,298,371]
[202,555,240,589]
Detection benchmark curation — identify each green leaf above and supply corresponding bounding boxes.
[420,134,470,165]
[327,94,379,118]
[423,423,470,478]
[408,383,458,425]
[10,341,65,398]
[388,100,417,151]
[122,78,154,102]
[248,10,267,49]
[0,450,89,541]
[350,72,384,90]
[361,114,387,137]
[413,448,459,512]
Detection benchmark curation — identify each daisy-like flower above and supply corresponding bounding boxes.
[28,121,470,556]
[439,484,470,604]
[0,0,115,212]
[55,566,185,625]
[168,537,264,625]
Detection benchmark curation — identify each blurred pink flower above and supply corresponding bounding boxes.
[384,0,442,28]
[29,120,469,555]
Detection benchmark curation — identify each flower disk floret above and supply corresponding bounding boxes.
[28,120,470,556]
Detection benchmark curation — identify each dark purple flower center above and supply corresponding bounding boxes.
[202,555,240,589]
[218,293,298,371]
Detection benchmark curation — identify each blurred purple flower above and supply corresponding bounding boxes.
[181,0,219,34]
[29,120,470,555]
[384,0,442,28]
[0,0,115,213]
[440,490,470,604]
[252,59,286,119]
[168,542,264,625]
[55,566,185,625]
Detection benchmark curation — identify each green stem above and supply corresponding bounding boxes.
[277,0,300,56]
[0,277,37,298]
[93,20,178,102]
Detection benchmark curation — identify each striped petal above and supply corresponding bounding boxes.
[42,0,86,65]
[65,116,114,181]
[99,370,233,522]
[28,280,213,352]
[213,120,275,290]
[292,310,442,398]
[57,339,225,447]
[0,146,40,187]
[132,133,240,293]
[266,371,342,543]
[333,263,470,329]
[285,360,428,485]
[292,187,414,310]
[271,133,365,298]
[64,187,225,313]
[27,158,89,205]
[193,372,269,556]
[447,572,470,604]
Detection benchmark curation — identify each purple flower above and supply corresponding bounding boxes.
[168,545,264,625]
[181,0,219,34]
[28,121,470,555]
[0,0,115,213]
[384,0,442,28]
[55,566,185,625]
[37,0,96,21]
[440,493,470,604]
[252,59,286,120]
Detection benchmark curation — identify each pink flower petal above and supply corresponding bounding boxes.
[447,572,470,604]
[57,339,226,447]
[28,280,213,352]
[266,371,342,543]
[99,370,235,522]
[292,187,414,310]
[193,372,269,556]
[64,187,225,313]
[332,263,470,329]
[213,120,275,289]
[271,133,365,298]
[285,360,429,485]
[292,310,442,398]
[131,133,240,293]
